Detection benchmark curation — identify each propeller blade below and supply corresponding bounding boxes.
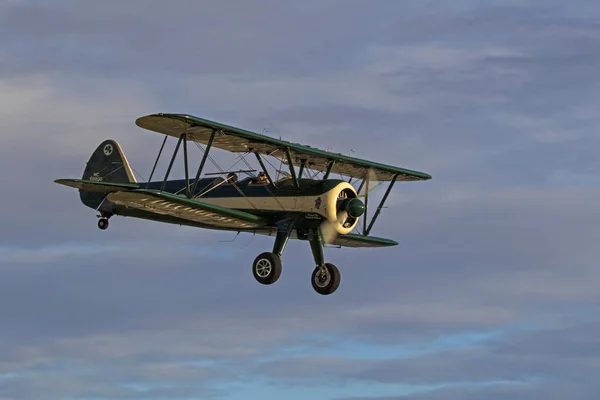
[358,168,381,197]
[320,211,348,244]
[320,220,338,244]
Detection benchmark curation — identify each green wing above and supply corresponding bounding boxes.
[331,233,398,248]
[254,229,398,248]
[106,189,266,229]
[135,113,432,182]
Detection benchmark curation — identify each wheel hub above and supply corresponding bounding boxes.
[252,252,282,285]
[255,259,272,278]
[315,265,331,287]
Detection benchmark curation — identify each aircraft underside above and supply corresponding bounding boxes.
[96,200,343,295]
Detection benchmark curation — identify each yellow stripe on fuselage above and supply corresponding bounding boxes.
[194,181,359,235]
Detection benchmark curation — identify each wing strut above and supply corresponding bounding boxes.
[363,176,369,234]
[161,134,183,192]
[356,178,366,194]
[285,148,299,188]
[183,134,190,197]
[146,135,168,189]
[365,173,399,235]
[253,151,277,190]
[190,131,216,196]
[323,159,335,180]
[298,159,307,178]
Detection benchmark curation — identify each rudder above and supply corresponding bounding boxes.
[82,140,136,184]
[80,139,136,209]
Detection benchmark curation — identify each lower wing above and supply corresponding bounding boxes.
[57,179,394,245]
[256,229,398,248]
[331,233,398,248]
[107,190,266,230]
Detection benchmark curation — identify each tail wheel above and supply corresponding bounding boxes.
[252,252,282,285]
[98,218,109,230]
[311,263,341,295]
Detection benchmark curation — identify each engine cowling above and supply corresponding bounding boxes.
[320,182,365,235]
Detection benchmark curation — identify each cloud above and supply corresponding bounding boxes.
[269,315,600,399]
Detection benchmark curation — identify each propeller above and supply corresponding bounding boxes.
[320,188,365,244]
[321,210,348,244]
[357,168,382,197]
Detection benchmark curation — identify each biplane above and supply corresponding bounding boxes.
[55,113,431,295]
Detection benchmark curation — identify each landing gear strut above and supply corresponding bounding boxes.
[308,228,341,295]
[251,220,294,286]
[251,224,341,295]
[311,263,341,295]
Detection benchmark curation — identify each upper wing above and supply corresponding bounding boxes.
[55,179,140,192]
[135,113,432,182]
[106,189,265,229]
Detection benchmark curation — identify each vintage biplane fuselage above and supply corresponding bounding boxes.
[56,113,431,295]
[94,177,365,238]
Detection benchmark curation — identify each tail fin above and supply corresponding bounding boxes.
[80,139,136,209]
[82,139,136,184]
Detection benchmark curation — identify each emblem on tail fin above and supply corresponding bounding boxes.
[103,144,113,156]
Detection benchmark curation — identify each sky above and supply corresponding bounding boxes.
[1,0,600,399]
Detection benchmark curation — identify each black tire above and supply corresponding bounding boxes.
[311,263,341,295]
[252,252,282,285]
[98,218,109,230]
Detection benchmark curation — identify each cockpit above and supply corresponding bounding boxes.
[217,170,290,187]
[249,171,269,185]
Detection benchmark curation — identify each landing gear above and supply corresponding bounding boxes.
[97,217,109,230]
[251,220,293,286]
[251,224,342,295]
[311,263,341,295]
[308,228,341,295]
[252,252,282,285]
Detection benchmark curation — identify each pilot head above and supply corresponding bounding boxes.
[227,172,238,183]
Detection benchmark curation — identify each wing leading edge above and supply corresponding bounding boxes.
[135,113,432,182]
[331,233,398,248]
[107,190,266,230]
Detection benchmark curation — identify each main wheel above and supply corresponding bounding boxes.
[311,263,341,295]
[252,252,282,285]
[98,218,109,230]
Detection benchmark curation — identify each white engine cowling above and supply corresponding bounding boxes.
[320,182,365,235]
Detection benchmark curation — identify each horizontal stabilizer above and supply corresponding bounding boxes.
[54,179,140,192]
[106,190,265,229]
[331,233,398,248]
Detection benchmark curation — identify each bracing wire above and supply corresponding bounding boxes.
[130,166,147,182]
[193,142,259,210]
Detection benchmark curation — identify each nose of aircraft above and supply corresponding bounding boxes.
[343,198,365,218]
